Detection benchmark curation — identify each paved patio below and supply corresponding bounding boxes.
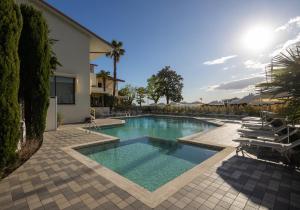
[0,119,300,210]
[179,119,240,147]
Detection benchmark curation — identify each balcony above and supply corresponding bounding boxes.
[91,86,104,94]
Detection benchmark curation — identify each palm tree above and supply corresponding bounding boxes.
[106,40,125,107]
[96,70,110,92]
[258,46,300,99]
[257,45,300,123]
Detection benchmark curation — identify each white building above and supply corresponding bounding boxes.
[90,64,125,107]
[17,0,112,126]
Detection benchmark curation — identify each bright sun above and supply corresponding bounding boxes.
[242,26,273,52]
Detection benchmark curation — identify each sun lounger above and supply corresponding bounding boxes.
[236,127,298,143]
[242,117,280,127]
[238,130,277,139]
[242,116,261,121]
[241,123,275,131]
[242,111,277,126]
[242,118,286,132]
[233,138,300,162]
[239,123,286,132]
[238,124,288,139]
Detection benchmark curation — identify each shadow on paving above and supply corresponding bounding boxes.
[216,155,300,209]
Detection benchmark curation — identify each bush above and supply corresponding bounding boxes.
[19,5,52,141]
[0,0,23,167]
[139,104,283,117]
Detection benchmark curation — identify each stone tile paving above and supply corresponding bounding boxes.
[185,120,241,147]
[0,119,299,210]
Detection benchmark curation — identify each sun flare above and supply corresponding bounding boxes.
[242,26,273,52]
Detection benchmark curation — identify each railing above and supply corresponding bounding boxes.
[86,107,97,133]
[91,86,104,93]
[90,107,96,121]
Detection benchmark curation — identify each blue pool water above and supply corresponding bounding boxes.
[77,137,218,191]
[91,116,216,141]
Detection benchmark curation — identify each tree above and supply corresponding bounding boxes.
[257,45,300,122]
[136,87,147,107]
[49,39,61,73]
[106,40,125,108]
[19,5,53,141]
[118,84,136,106]
[146,75,161,104]
[0,0,22,166]
[96,70,110,92]
[157,66,184,104]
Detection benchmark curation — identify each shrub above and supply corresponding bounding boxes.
[139,104,283,117]
[19,5,52,141]
[0,0,23,167]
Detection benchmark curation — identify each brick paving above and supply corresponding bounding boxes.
[0,119,300,210]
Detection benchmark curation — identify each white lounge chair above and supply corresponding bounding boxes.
[233,138,300,162]
[242,117,282,128]
[239,129,278,139]
[238,125,291,139]
[242,116,261,121]
[236,127,298,143]
[242,111,275,124]
[238,123,286,132]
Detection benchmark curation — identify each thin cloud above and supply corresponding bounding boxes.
[275,16,300,32]
[270,33,300,57]
[222,65,236,71]
[213,76,265,90]
[203,55,237,65]
[205,85,219,91]
[244,60,266,69]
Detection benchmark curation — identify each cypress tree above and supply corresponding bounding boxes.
[0,0,23,166]
[19,5,51,141]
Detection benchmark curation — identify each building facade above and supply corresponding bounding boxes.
[17,0,112,124]
[90,65,125,107]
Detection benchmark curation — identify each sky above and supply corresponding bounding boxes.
[46,0,300,103]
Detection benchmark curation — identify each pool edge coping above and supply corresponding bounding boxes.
[61,135,235,208]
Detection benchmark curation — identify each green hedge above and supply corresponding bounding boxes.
[0,0,23,167]
[139,104,284,117]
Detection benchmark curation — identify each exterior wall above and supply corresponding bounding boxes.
[91,76,119,96]
[90,73,97,88]
[17,0,91,124]
[46,97,57,131]
[90,73,105,94]
[49,14,90,124]
[102,79,118,96]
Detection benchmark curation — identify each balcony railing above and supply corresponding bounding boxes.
[91,86,104,93]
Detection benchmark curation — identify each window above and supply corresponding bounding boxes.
[50,76,75,104]
[98,82,102,88]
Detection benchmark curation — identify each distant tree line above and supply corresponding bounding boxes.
[118,66,184,107]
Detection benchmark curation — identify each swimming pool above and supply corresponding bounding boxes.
[90,116,216,141]
[77,136,218,191]
[79,116,220,192]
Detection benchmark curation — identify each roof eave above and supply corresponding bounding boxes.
[37,0,112,48]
